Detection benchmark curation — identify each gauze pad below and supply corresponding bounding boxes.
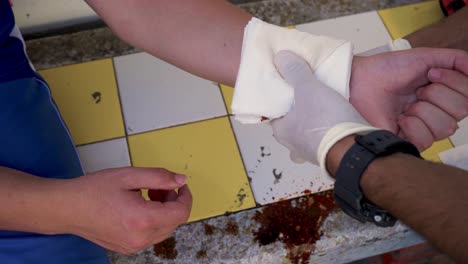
[232,18,353,124]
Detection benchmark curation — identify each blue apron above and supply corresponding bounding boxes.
[0,1,108,263]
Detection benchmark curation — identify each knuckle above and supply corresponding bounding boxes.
[421,84,440,99]
[411,103,425,115]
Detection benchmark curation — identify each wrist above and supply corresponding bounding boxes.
[326,135,355,177]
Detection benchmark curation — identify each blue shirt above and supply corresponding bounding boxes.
[0,1,108,263]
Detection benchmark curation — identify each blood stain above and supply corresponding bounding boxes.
[153,237,178,260]
[225,221,239,236]
[252,190,336,264]
[260,116,269,122]
[204,223,215,235]
[237,188,247,206]
[196,249,207,259]
[91,91,101,103]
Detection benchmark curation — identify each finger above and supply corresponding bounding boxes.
[290,151,306,164]
[405,101,458,140]
[148,185,193,225]
[410,48,468,76]
[117,167,187,190]
[417,82,468,121]
[398,115,434,151]
[274,50,316,87]
[427,68,468,98]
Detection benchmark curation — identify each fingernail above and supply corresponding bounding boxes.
[174,174,187,185]
[429,69,441,80]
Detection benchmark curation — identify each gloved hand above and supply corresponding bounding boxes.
[271,51,376,176]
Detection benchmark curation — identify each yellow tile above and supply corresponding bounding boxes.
[220,84,234,115]
[39,59,125,145]
[378,0,444,39]
[128,117,255,221]
[421,138,453,162]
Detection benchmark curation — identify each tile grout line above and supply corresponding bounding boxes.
[76,135,127,148]
[376,9,397,40]
[217,84,259,208]
[126,115,228,137]
[111,58,134,167]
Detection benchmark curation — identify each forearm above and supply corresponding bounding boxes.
[0,167,72,235]
[406,6,468,52]
[85,0,251,86]
[327,137,468,263]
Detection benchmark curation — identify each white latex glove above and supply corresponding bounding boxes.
[271,51,377,178]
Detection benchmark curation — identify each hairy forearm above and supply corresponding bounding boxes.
[85,0,251,86]
[0,167,71,235]
[328,137,468,263]
[406,6,468,52]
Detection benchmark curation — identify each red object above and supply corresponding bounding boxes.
[440,0,467,15]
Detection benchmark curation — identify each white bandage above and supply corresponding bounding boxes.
[232,18,353,124]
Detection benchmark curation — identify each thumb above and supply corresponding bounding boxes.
[116,167,187,190]
[274,50,317,88]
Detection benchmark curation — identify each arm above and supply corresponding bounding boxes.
[85,0,251,86]
[0,166,70,234]
[406,6,468,52]
[272,51,468,263]
[327,137,468,263]
[0,166,192,254]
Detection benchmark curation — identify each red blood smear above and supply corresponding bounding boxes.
[253,190,336,264]
[153,237,178,259]
[260,116,269,122]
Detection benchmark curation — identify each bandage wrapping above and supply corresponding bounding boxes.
[232,18,353,124]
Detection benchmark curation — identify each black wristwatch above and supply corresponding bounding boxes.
[333,130,421,227]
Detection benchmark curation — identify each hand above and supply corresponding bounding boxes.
[64,167,192,254]
[350,48,468,150]
[271,51,373,165]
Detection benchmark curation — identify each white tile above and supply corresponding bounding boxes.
[230,117,333,205]
[77,138,131,174]
[114,52,227,135]
[450,117,468,147]
[439,144,468,170]
[12,0,99,35]
[296,11,392,54]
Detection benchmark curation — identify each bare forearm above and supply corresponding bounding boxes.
[406,6,468,52]
[327,137,468,263]
[0,167,71,235]
[86,0,251,86]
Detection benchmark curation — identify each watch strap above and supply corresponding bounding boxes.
[334,130,420,227]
